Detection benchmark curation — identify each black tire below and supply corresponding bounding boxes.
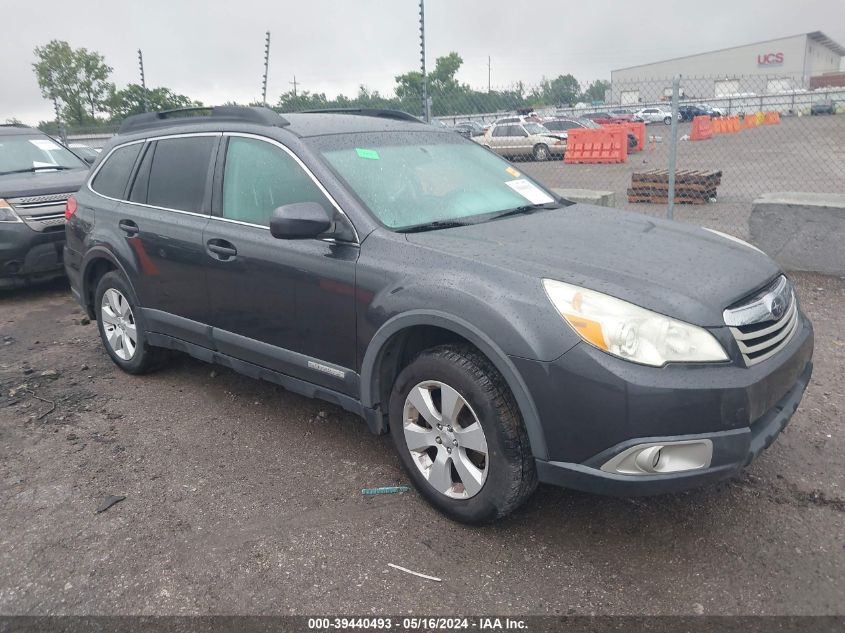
[532,144,550,161]
[94,271,168,374]
[388,344,537,524]
[663,116,672,125]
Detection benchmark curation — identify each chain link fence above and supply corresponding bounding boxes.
[432,75,845,238]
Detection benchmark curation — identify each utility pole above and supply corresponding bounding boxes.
[289,75,298,97]
[419,0,429,121]
[138,49,148,112]
[487,56,491,93]
[262,31,271,106]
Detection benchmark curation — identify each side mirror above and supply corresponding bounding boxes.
[82,156,96,166]
[269,202,332,240]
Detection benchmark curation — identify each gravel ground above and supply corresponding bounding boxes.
[0,271,843,616]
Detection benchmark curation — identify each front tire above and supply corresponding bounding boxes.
[532,144,550,161]
[663,116,672,125]
[94,271,167,374]
[388,345,537,524]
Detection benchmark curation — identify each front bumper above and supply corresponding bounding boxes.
[0,222,66,288]
[515,311,814,496]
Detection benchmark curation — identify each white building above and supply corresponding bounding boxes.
[610,32,845,105]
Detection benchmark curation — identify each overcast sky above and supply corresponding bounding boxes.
[3,0,844,124]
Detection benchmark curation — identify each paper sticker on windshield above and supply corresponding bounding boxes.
[505,166,521,178]
[29,138,59,151]
[355,148,380,160]
[505,179,554,204]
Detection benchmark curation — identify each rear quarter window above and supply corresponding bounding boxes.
[91,143,143,199]
[146,136,216,213]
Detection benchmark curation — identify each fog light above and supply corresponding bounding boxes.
[601,440,713,475]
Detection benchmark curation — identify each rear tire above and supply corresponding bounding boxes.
[94,271,168,375]
[532,144,550,161]
[663,116,672,125]
[388,344,537,524]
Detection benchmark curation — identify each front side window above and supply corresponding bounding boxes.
[91,143,142,199]
[523,123,548,135]
[222,136,330,227]
[491,126,508,138]
[315,131,559,230]
[146,136,215,212]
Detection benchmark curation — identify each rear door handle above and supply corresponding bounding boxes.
[118,220,139,235]
[206,239,237,260]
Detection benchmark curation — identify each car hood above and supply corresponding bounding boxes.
[0,168,88,198]
[405,204,780,326]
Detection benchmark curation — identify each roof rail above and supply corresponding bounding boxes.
[298,108,423,123]
[118,106,290,135]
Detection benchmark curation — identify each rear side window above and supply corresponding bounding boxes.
[146,136,215,212]
[221,137,330,227]
[91,144,142,199]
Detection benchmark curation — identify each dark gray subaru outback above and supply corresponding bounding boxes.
[64,107,813,524]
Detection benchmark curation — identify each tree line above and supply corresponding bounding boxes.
[31,41,610,132]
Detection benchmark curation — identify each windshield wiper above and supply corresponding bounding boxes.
[0,166,73,176]
[486,202,562,221]
[397,219,473,233]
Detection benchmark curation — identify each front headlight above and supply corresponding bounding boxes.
[0,199,22,223]
[543,279,728,367]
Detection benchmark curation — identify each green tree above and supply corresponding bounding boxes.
[581,79,610,104]
[275,90,329,112]
[33,40,114,125]
[107,84,201,120]
[529,74,581,107]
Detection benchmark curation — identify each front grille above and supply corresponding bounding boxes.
[8,193,72,233]
[724,276,799,366]
[9,193,71,208]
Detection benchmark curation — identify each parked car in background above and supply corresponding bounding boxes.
[481,121,566,161]
[699,103,725,116]
[543,117,638,150]
[810,99,836,115]
[65,106,814,524]
[68,143,101,164]
[492,114,542,126]
[451,121,486,138]
[0,124,89,288]
[582,112,630,125]
[609,109,636,121]
[634,107,679,125]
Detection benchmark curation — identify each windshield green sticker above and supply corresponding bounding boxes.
[355,148,380,160]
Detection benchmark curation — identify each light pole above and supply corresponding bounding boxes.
[419,0,429,121]
[138,49,148,112]
[262,31,271,106]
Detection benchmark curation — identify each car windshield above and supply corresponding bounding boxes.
[314,131,560,230]
[523,123,549,135]
[0,134,87,175]
[578,118,600,128]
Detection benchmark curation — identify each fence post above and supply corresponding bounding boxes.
[667,74,681,220]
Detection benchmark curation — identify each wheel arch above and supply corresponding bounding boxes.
[360,310,549,460]
[80,247,131,319]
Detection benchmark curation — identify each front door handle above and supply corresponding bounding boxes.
[206,239,238,260]
[118,220,139,235]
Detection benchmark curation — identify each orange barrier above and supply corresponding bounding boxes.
[626,121,645,152]
[743,113,757,129]
[711,117,725,134]
[601,121,645,152]
[755,112,765,126]
[763,111,781,125]
[564,127,628,164]
[728,115,741,133]
[690,115,713,141]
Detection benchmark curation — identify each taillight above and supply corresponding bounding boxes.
[64,195,78,220]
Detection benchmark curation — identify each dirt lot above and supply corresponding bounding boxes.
[0,270,843,616]
[521,114,845,238]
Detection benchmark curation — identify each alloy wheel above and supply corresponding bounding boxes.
[100,288,137,361]
[402,380,489,499]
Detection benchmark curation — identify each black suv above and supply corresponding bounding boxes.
[65,106,813,523]
[1,124,89,288]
